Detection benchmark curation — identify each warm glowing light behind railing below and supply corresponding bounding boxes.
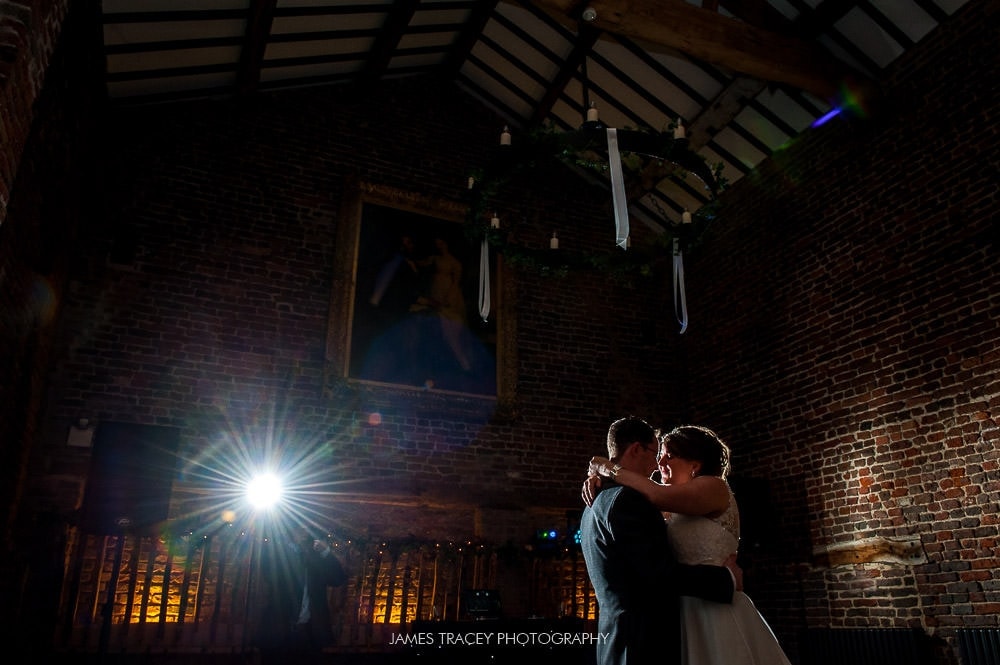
[72,533,595,643]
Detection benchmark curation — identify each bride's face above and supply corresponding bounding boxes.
[658,449,699,485]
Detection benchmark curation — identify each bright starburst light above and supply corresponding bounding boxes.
[246,472,284,509]
[167,394,376,541]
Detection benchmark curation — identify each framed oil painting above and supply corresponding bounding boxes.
[326,181,506,399]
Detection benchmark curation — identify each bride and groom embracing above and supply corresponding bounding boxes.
[579,417,792,665]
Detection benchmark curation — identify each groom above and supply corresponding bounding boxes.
[580,416,737,665]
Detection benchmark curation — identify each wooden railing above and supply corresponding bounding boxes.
[55,528,595,655]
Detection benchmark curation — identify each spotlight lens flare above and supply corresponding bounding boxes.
[246,473,284,509]
[811,107,842,128]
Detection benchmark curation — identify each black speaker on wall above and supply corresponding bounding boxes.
[79,422,180,534]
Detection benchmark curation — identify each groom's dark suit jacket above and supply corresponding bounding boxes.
[581,482,734,665]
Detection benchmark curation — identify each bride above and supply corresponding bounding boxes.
[583,424,792,665]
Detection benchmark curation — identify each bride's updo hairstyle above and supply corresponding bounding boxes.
[660,425,731,479]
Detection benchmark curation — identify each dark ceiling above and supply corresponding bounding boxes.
[99,0,971,228]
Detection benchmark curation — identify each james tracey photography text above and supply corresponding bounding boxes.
[389,631,610,647]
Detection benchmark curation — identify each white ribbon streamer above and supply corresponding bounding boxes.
[478,237,491,322]
[606,128,630,249]
[673,238,688,334]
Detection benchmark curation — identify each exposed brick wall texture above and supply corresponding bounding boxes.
[1,0,95,531]
[0,0,98,637]
[679,0,998,660]
[29,77,685,534]
[0,0,70,223]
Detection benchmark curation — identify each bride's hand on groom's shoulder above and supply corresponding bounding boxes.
[588,456,613,477]
[581,474,604,507]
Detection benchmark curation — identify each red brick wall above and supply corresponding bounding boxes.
[0,0,71,223]
[0,0,99,644]
[680,1,998,661]
[1,0,96,526]
[1,0,98,502]
[16,78,687,649]
[28,77,685,536]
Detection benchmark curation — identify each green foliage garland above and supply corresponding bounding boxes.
[464,123,727,279]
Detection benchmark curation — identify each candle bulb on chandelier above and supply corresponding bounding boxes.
[491,213,501,228]
[500,126,511,146]
[587,103,599,123]
[682,210,692,224]
[674,120,686,140]
[550,232,559,249]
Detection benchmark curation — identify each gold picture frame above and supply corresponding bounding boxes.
[325,179,515,406]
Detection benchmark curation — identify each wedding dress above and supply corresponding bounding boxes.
[666,484,792,665]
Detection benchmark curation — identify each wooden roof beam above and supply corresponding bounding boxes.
[235,0,277,96]
[532,0,871,102]
[357,0,421,85]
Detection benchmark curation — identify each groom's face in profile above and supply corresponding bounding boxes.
[626,440,659,476]
[641,442,659,475]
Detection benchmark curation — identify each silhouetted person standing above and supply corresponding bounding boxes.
[257,526,346,665]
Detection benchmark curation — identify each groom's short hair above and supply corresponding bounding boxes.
[606,416,655,458]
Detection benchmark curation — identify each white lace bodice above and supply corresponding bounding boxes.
[665,483,740,565]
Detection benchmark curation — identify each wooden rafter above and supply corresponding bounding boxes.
[532,0,864,101]
[441,0,500,77]
[357,0,421,84]
[688,77,768,149]
[236,0,278,96]
[530,23,601,126]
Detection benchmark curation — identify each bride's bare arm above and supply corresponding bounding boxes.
[588,456,729,516]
